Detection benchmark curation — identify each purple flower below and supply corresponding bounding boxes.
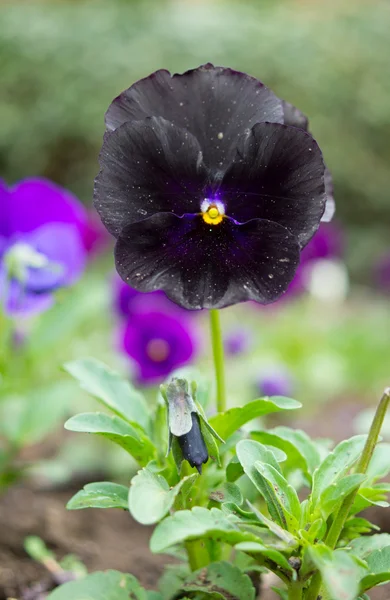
[94,64,333,310]
[0,178,87,316]
[374,252,390,294]
[257,367,294,398]
[224,329,251,356]
[121,310,196,384]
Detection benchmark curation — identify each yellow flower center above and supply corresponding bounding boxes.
[202,203,224,226]
[146,338,170,362]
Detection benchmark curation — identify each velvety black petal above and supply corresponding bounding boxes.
[114,212,300,310]
[282,100,335,223]
[221,122,326,247]
[94,117,208,237]
[105,64,284,171]
[177,413,208,474]
[282,100,309,130]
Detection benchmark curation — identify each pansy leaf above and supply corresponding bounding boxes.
[236,440,289,529]
[311,435,367,507]
[64,358,150,433]
[46,570,147,600]
[252,426,321,479]
[234,542,294,575]
[209,482,243,506]
[317,474,366,520]
[150,507,266,553]
[226,456,244,482]
[129,467,198,525]
[308,545,361,600]
[209,397,301,440]
[158,564,190,600]
[365,443,390,482]
[67,482,129,510]
[180,561,256,600]
[360,546,390,592]
[349,534,390,559]
[246,501,298,548]
[255,461,301,528]
[64,412,156,466]
[351,484,390,514]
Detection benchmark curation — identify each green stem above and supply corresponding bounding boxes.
[305,388,390,600]
[209,309,226,414]
[185,539,210,571]
[289,580,304,600]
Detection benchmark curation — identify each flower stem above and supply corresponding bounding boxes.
[305,387,390,600]
[289,581,304,600]
[209,309,226,414]
[185,539,210,571]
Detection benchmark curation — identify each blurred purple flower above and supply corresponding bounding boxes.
[121,310,196,384]
[375,252,390,294]
[0,178,87,316]
[287,223,343,296]
[224,329,251,356]
[257,366,294,398]
[113,275,197,320]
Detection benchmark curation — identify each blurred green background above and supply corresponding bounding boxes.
[1,0,390,280]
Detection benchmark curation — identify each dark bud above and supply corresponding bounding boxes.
[177,413,208,473]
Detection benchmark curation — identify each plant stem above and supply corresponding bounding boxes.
[185,539,210,571]
[289,581,304,600]
[209,309,226,414]
[305,388,390,600]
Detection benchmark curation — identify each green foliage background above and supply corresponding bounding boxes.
[1,0,389,279]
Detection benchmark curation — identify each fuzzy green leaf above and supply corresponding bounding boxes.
[255,461,301,529]
[67,482,129,510]
[46,570,147,600]
[129,468,198,525]
[209,482,243,506]
[64,412,156,466]
[360,546,390,592]
[308,545,361,600]
[252,426,321,479]
[311,435,367,507]
[349,534,390,559]
[246,501,298,547]
[318,474,366,519]
[150,507,266,553]
[64,358,150,432]
[180,561,256,600]
[365,443,390,482]
[209,397,301,440]
[234,542,294,575]
[236,440,288,529]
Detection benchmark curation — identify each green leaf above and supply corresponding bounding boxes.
[158,564,189,600]
[252,426,321,479]
[129,468,198,525]
[311,435,367,507]
[64,412,156,466]
[209,397,301,440]
[349,533,390,559]
[236,440,288,529]
[209,482,243,506]
[255,461,301,528]
[318,474,366,519]
[352,484,390,513]
[150,507,266,553]
[46,570,147,600]
[180,561,256,600]
[64,358,150,433]
[246,501,298,548]
[308,545,361,600]
[147,593,163,600]
[67,482,129,510]
[234,542,294,575]
[360,546,390,592]
[365,443,390,482]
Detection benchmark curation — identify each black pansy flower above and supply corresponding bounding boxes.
[94,64,333,310]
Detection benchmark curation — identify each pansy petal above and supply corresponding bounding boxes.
[94,117,208,237]
[282,100,309,130]
[221,122,326,247]
[0,268,54,317]
[4,178,88,240]
[23,223,86,287]
[105,64,284,171]
[115,212,300,310]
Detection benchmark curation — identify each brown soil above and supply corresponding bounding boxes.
[0,485,171,599]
